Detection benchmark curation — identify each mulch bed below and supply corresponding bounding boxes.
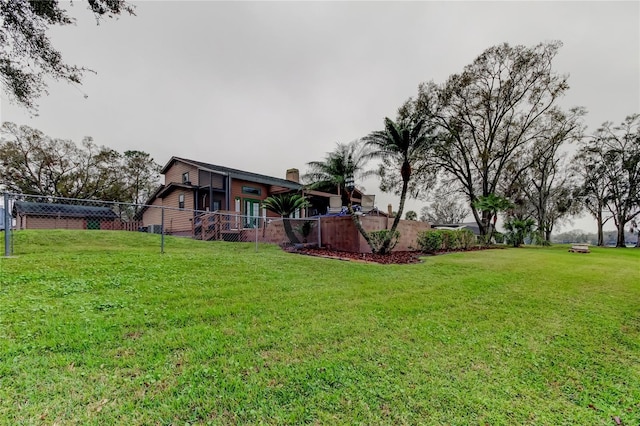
[294,245,502,265]
[296,247,422,264]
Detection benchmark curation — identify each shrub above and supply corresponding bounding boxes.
[457,229,476,250]
[417,230,444,253]
[368,229,400,253]
[417,229,477,252]
[441,230,459,251]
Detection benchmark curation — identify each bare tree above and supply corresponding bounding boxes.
[419,185,468,224]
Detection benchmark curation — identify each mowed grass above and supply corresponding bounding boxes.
[0,231,638,425]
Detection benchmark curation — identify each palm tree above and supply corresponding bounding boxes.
[363,117,434,254]
[303,140,373,206]
[504,218,536,247]
[262,193,310,244]
[472,193,513,244]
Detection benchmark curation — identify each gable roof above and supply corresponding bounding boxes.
[162,157,303,190]
[13,201,119,219]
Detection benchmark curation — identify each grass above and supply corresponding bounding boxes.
[0,230,638,425]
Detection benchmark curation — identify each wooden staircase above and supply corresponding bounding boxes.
[193,211,242,241]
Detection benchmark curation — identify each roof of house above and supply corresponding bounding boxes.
[163,157,303,190]
[13,201,119,219]
[432,222,481,235]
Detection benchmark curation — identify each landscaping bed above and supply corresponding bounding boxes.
[296,247,423,264]
[295,245,502,264]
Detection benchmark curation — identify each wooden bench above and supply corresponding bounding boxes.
[568,244,590,253]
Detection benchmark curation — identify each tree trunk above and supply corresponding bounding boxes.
[379,178,409,255]
[545,229,552,242]
[615,216,626,248]
[596,210,604,246]
[282,218,300,244]
[349,209,374,252]
[471,204,487,236]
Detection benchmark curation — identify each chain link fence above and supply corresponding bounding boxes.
[1,193,321,256]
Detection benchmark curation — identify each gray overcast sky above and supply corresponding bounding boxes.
[1,1,639,233]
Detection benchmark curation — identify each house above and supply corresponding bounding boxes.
[141,156,380,238]
[141,157,307,236]
[13,201,120,230]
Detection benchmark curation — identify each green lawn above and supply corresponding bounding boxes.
[0,230,638,425]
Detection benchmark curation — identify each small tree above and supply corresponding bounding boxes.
[261,194,310,244]
[303,140,373,207]
[504,218,536,247]
[364,116,435,254]
[472,194,513,244]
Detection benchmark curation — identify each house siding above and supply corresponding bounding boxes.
[140,189,195,236]
[165,162,199,185]
[142,198,163,226]
[198,170,224,189]
[231,179,270,213]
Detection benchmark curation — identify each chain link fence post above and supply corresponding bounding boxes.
[161,207,165,254]
[3,193,11,257]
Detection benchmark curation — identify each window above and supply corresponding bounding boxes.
[182,172,190,184]
[178,193,185,209]
[242,186,261,196]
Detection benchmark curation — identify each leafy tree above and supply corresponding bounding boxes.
[303,140,373,206]
[404,210,417,221]
[122,150,161,205]
[573,145,613,246]
[261,193,310,244]
[590,114,640,247]
[0,0,134,109]
[419,185,468,224]
[109,150,161,220]
[0,122,119,199]
[0,122,160,208]
[505,107,585,243]
[472,193,513,244]
[414,41,572,237]
[363,116,435,254]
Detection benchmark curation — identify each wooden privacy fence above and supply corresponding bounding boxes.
[320,215,431,252]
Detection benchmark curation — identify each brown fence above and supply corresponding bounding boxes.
[320,215,431,253]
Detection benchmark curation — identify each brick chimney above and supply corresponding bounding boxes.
[388,203,393,217]
[286,168,300,183]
